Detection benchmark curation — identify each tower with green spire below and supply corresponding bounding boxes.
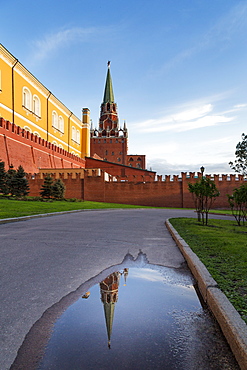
[103,61,115,104]
[90,62,128,164]
[100,271,121,349]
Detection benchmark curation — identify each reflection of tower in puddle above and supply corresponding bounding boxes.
[100,268,128,348]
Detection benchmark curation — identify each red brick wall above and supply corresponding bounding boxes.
[82,172,245,208]
[3,116,245,208]
[90,136,128,164]
[27,170,246,208]
[27,173,84,199]
[0,118,85,173]
[127,154,146,170]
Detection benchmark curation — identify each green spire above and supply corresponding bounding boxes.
[103,302,115,348]
[103,61,115,104]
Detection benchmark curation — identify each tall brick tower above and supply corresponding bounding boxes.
[90,62,128,164]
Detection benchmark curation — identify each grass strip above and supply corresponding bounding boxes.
[209,209,233,215]
[169,217,247,324]
[0,197,151,219]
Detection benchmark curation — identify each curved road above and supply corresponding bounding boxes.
[0,209,235,369]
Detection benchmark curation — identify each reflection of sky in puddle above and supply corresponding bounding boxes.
[37,267,239,370]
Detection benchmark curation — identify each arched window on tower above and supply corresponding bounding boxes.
[107,103,110,111]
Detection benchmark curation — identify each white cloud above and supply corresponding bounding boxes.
[206,2,247,43]
[203,136,232,145]
[30,27,96,62]
[234,103,247,109]
[171,104,213,122]
[133,103,234,133]
[147,157,235,176]
[158,3,247,74]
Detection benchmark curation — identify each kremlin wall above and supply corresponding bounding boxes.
[24,169,244,208]
[0,118,85,172]
[0,44,246,209]
[0,116,245,208]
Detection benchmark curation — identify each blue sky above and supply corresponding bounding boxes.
[1,0,247,175]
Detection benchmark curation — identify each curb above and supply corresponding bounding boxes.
[165,218,247,370]
[0,209,89,224]
[0,208,129,225]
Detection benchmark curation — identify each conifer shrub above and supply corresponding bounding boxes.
[52,179,66,199]
[40,176,66,200]
[0,162,29,196]
[40,175,54,199]
[11,165,30,197]
[0,161,8,195]
[6,164,16,196]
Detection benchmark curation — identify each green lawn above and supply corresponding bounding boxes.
[0,197,150,219]
[169,217,247,324]
[209,209,233,215]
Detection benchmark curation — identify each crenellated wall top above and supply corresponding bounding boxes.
[0,118,85,164]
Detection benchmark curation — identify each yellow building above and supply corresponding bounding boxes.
[0,44,90,158]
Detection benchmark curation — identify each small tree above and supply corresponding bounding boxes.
[40,175,54,199]
[189,177,220,226]
[6,164,17,196]
[229,133,247,176]
[52,179,65,199]
[11,165,30,196]
[228,184,247,226]
[0,161,8,195]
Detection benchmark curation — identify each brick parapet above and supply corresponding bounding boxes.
[0,117,85,173]
[26,168,247,207]
[82,171,246,207]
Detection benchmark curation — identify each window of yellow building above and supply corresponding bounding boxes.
[52,111,58,129]
[72,126,76,141]
[76,129,80,144]
[58,116,64,133]
[24,126,32,133]
[33,95,41,117]
[33,131,41,137]
[23,87,31,110]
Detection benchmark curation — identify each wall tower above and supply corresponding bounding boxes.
[90,62,128,165]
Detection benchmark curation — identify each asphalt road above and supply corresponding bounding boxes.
[0,209,234,369]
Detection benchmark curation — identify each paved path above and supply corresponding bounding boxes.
[0,209,233,369]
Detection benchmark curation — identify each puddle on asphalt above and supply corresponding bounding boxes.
[12,252,239,370]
